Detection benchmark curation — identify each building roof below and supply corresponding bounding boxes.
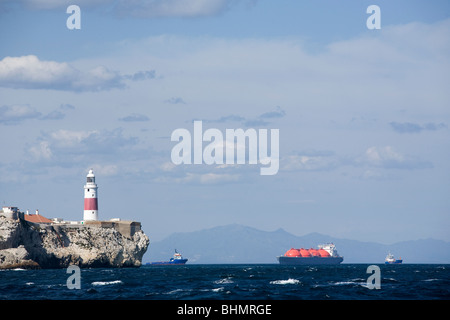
[24,214,52,224]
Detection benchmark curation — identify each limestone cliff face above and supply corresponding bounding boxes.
[0,216,149,269]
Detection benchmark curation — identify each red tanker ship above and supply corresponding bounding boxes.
[277,243,343,265]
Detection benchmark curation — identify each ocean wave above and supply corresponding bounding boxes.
[270,279,300,285]
[330,281,365,286]
[422,278,440,282]
[384,277,398,282]
[91,280,122,286]
[214,277,234,284]
[165,288,185,295]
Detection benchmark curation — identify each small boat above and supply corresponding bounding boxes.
[148,249,188,265]
[385,252,402,264]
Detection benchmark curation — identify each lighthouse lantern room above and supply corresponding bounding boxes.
[83,169,98,221]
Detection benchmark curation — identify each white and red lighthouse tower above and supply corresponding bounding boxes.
[83,169,98,221]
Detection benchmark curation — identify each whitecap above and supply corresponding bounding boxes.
[165,288,189,295]
[91,280,122,286]
[214,277,234,284]
[385,277,398,282]
[331,281,360,286]
[270,279,300,285]
[423,278,440,282]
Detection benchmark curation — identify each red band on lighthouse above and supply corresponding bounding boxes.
[84,198,98,211]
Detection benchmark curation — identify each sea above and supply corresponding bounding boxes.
[0,264,448,316]
[1,263,449,300]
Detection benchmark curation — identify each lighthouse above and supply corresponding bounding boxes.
[83,169,98,221]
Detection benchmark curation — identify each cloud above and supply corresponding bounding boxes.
[0,104,41,125]
[282,151,339,172]
[124,70,156,81]
[0,55,156,92]
[28,128,140,165]
[78,128,139,153]
[0,103,76,123]
[259,106,286,119]
[356,146,433,170]
[29,141,52,160]
[40,110,65,120]
[119,113,150,122]
[40,103,76,120]
[203,106,286,127]
[281,147,433,173]
[389,121,447,133]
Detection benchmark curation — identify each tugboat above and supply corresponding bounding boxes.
[385,252,402,264]
[149,249,188,265]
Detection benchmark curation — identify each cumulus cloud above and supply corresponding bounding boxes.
[281,146,433,173]
[47,129,95,148]
[356,146,432,170]
[0,104,41,125]
[0,103,76,124]
[29,141,52,160]
[0,55,156,92]
[28,128,140,165]
[282,151,339,172]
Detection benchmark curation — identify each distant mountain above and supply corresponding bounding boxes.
[143,224,450,264]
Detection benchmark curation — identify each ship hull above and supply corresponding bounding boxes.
[385,260,402,264]
[277,256,343,265]
[149,259,188,265]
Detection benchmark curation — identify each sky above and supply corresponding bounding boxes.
[0,0,449,244]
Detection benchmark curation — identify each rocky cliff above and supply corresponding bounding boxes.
[0,216,149,269]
